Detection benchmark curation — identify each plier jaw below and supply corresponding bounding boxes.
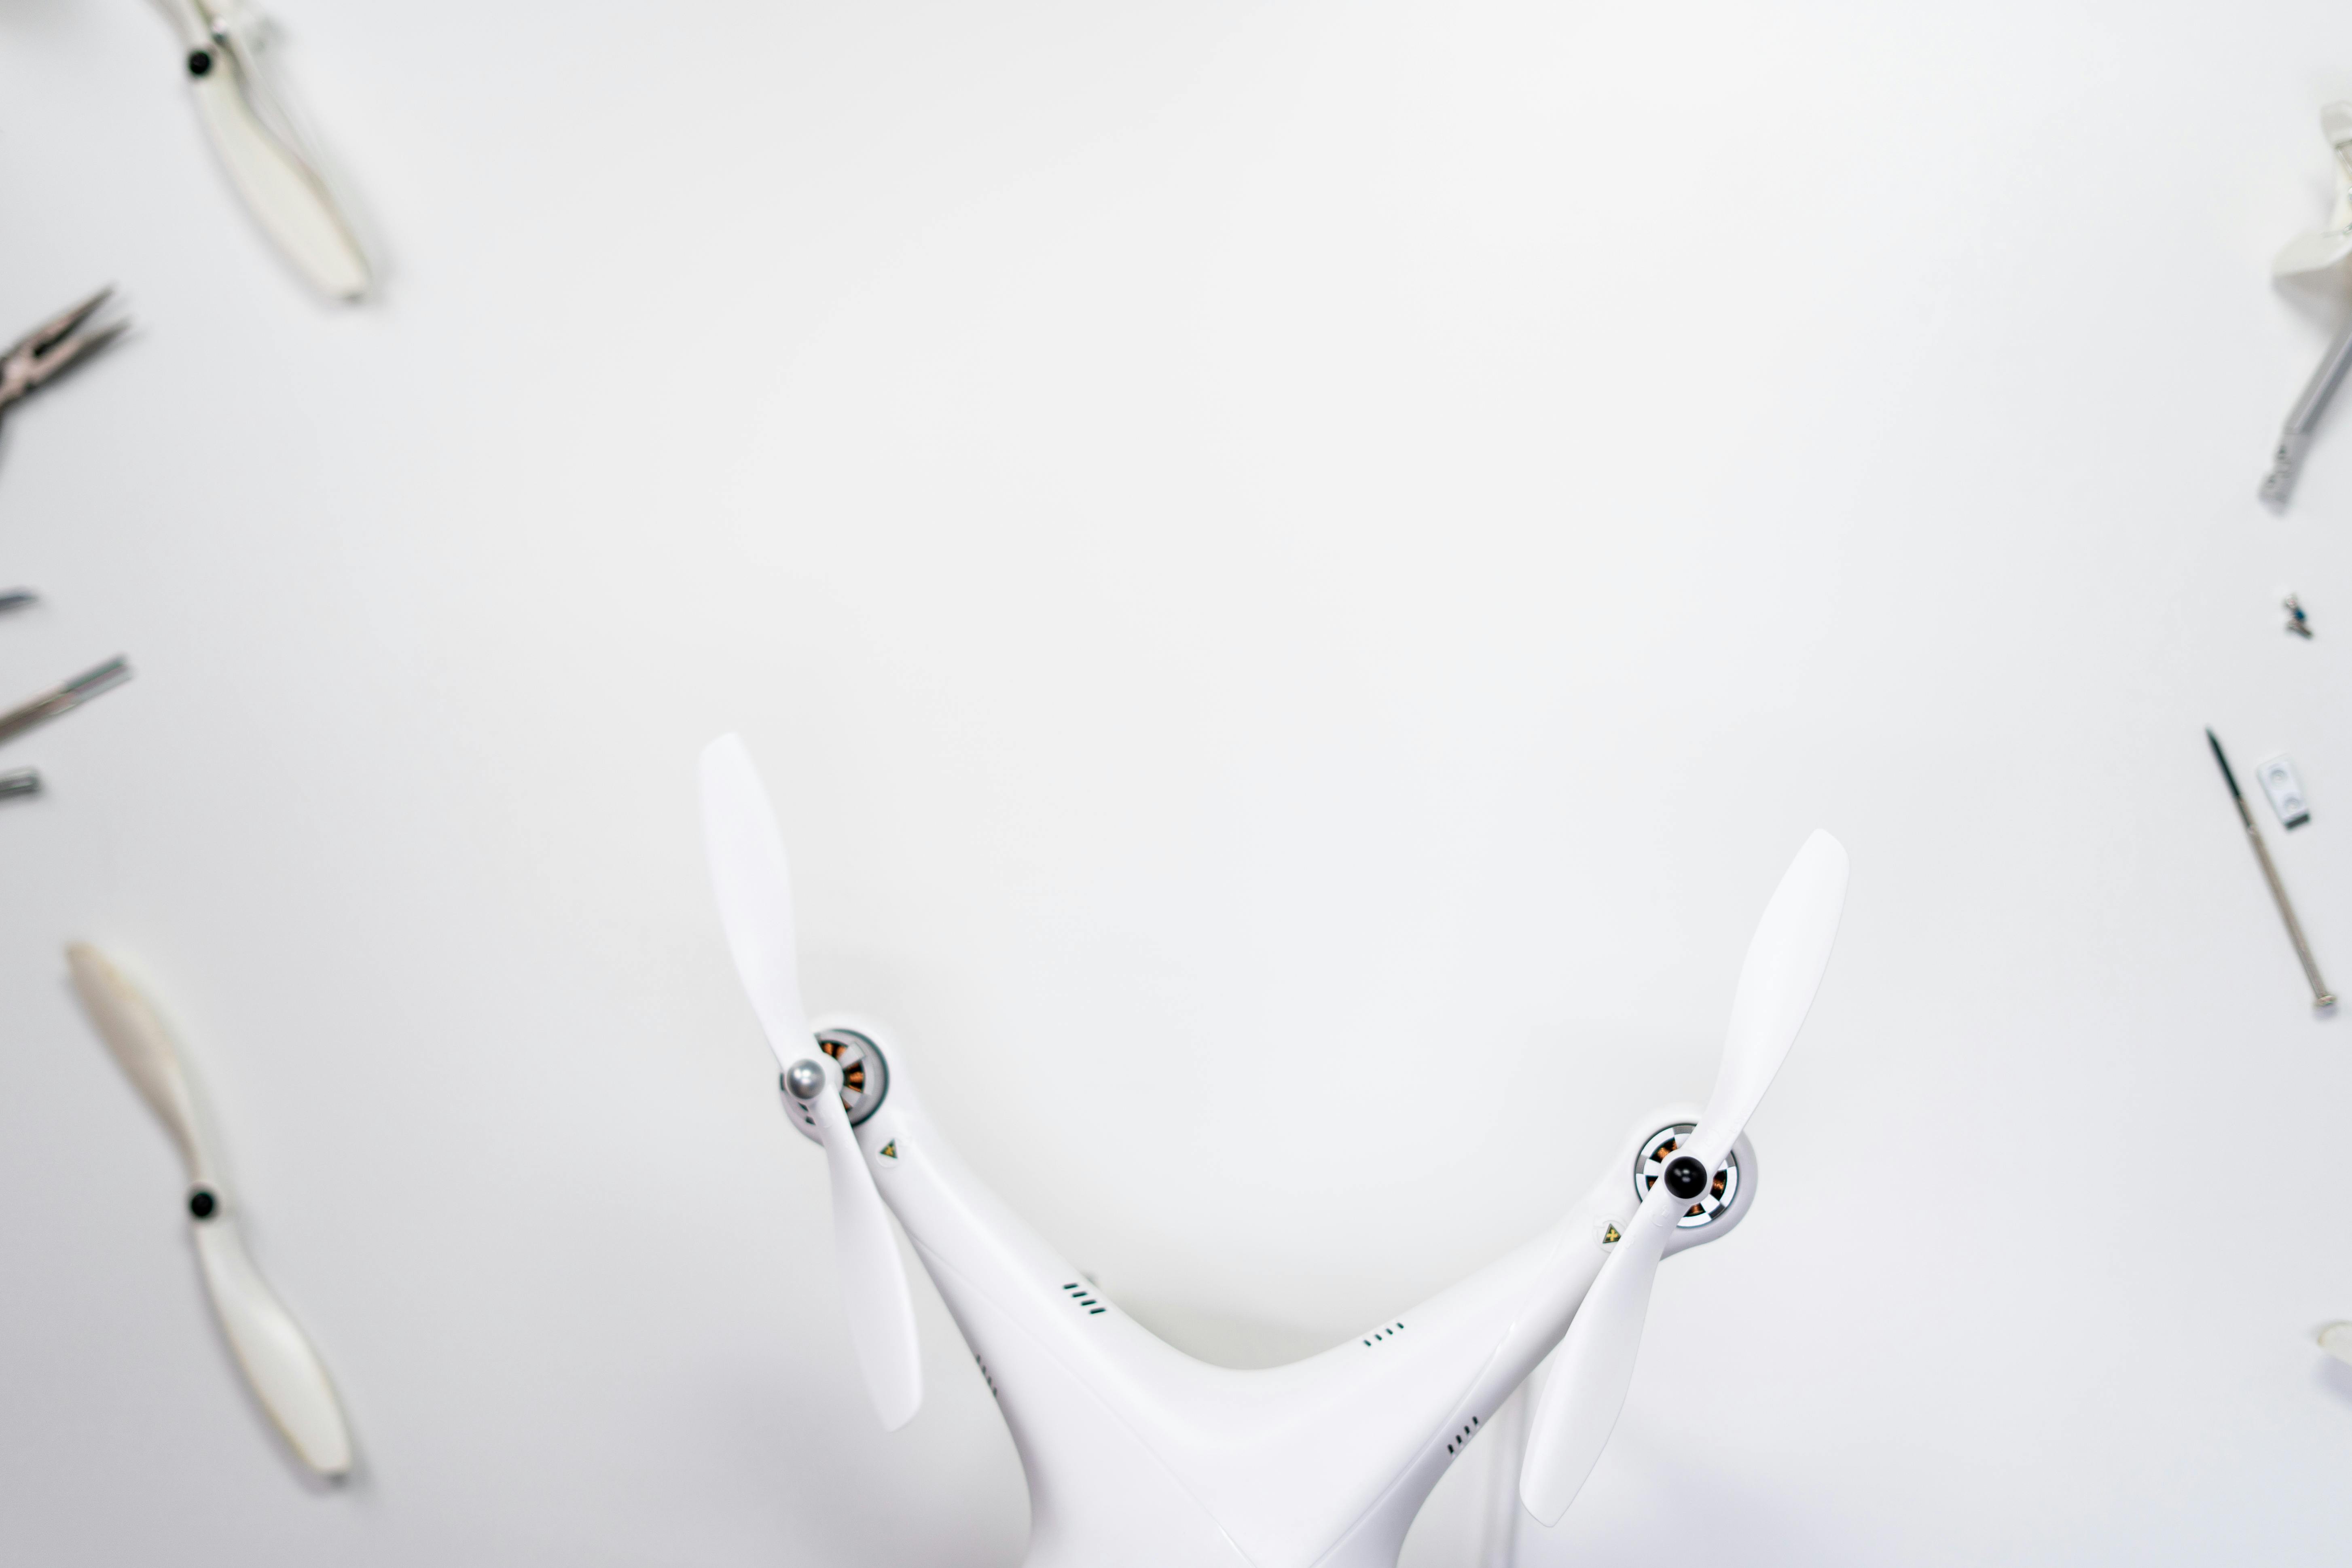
[0,288,128,412]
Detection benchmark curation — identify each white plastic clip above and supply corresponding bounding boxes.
[2274,102,2352,277]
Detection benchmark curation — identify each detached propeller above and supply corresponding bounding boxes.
[1519,830,1848,1525]
[65,943,353,1477]
[699,733,923,1431]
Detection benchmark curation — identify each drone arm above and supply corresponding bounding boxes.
[851,1062,1666,1568]
[842,1078,1262,1566]
[1302,1177,1630,1566]
[819,1024,1729,1568]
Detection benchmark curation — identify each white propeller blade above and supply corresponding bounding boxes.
[190,1213,355,1474]
[698,734,923,1431]
[66,943,354,1477]
[800,1054,923,1430]
[163,0,370,299]
[1517,1184,1677,1525]
[1520,830,1847,1526]
[699,734,816,1077]
[1685,830,1849,1174]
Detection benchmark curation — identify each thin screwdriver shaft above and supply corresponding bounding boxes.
[0,656,131,749]
[2261,314,2352,506]
[2208,728,2335,1008]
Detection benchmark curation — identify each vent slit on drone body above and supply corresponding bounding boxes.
[1361,1320,1406,1347]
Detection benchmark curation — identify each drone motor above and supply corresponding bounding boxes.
[813,1027,889,1125]
[1633,1122,1738,1229]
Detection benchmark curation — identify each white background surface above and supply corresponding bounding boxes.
[5,1,2352,1562]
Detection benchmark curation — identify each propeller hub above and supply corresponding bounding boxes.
[1635,1123,1740,1228]
[1662,1155,1709,1200]
[784,1060,826,1100]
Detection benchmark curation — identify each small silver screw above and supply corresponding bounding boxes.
[784,1060,826,1100]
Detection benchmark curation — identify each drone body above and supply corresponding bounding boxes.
[798,1019,1751,1568]
[698,734,1846,1565]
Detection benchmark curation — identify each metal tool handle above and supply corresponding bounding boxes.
[2261,313,2352,505]
[2208,729,2333,1009]
[2241,821,2336,1007]
[0,657,130,748]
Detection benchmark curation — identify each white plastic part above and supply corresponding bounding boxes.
[695,736,1814,1568]
[1473,1378,1534,1567]
[192,1213,354,1475]
[1518,831,1847,1526]
[1687,830,1849,1174]
[64,942,354,1478]
[807,1054,923,1430]
[155,0,368,300]
[64,944,212,1184]
[697,734,817,1079]
[808,1004,1758,1568]
[698,734,925,1430]
[2256,755,2310,830]
[187,59,369,300]
[2320,1322,2352,1366]
[2273,102,2352,277]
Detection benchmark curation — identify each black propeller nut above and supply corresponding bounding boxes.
[1662,1155,1709,1201]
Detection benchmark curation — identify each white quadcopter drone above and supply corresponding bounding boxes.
[699,734,1848,1566]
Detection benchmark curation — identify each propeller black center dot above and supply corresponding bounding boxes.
[1662,1156,1708,1200]
[187,1187,218,1220]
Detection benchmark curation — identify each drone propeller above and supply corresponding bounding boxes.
[699,733,923,1431]
[1519,829,1848,1526]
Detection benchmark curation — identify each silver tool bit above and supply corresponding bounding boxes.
[2261,314,2352,507]
[0,656,132,749]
